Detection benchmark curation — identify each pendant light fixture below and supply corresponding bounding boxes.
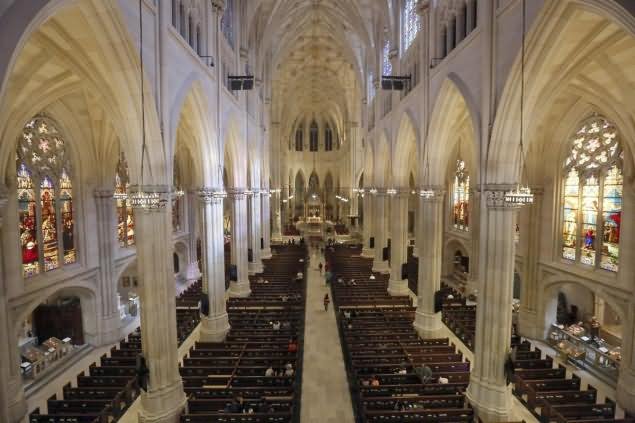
[504,0,534,206]
[129,0,168,210]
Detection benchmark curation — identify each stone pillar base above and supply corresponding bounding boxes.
[387,279,409,296]
[98,314,123,346]
[372,260,390,274]
[200,313,230,342]
[248,261,264,275]
[517,309,546,340]
[361,248,374,258]
[413,310,442,338]
[617,367,635,414]
[261,248,273,259]
[228,281,251,297]
[7,377,27,423]
[139,380,187,423]
[466,378,512,423]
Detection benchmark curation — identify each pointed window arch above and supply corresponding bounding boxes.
[115,152,135,247]
[17,115,76,278]
[452,159,469,231]
[403,0,421,52]
[295,125,304,151]
[325,124,333,151]
[221,0,234,48]
[382,39,392,76]
[561,115,622,272]
[310,121,319,151]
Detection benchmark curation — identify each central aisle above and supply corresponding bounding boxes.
[301,246,355,423]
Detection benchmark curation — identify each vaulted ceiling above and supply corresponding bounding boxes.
[248,0,394,138]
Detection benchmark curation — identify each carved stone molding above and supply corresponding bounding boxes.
[197,187,224,204]
[94,189,114,199]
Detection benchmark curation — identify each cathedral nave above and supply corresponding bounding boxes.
[1,1,635,423]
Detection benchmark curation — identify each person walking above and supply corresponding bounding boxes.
[318,262,323,274]
[323,293,330,311]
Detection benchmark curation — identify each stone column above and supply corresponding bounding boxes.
[388,193,410,295]
[94,189,123,345]
[466,188,519,422]
[228,192,251,297]
[247,193,263,274]
[184,191,202,281]
[0,192,27,423]
[198,189,230,342]
[466,189,481,294]
[372,193,390,273]
[617,303,635,414]
[133,193,186,423]
[261,192,272,258]
[518,188,543,339]
[413,191,445,337]
[361,193,374,257]
[271,191,282,240]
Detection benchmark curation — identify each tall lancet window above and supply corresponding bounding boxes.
[115,152,135,247]
[17,116,76,278]
[221,0,234,48]
[172,163,183,233]
[403,0,421,52]
[452,159,469,231]
[382,39,392,76]
[325,124,333,151]
[310,120,319,152]
[561,115,622,272]
[295,125,303,151]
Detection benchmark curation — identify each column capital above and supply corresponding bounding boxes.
[419,186,446,202]
[197,187,225,204]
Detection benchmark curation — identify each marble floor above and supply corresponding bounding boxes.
[300,246,355,423]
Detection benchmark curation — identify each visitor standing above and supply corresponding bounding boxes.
[323,293,330,311]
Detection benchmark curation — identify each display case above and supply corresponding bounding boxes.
[548,324,619,382]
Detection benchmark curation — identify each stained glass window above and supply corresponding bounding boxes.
[403,0,421,52]
[115,153,135,247]
[452,160,469,231]
[310,121,318,152]
[561,115,622,272]
[382,39,392,76]
[295,125,303,151]
[221,0,234,48]
[325,125,333,151]
[16,115,75,278]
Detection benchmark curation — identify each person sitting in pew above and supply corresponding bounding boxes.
[265,365,275,377]
[414,364,434,383]
[361,378,370,387]
[284,363,295,377]
[282,321,291,329]
[370,375,380,386]
[288,338,298,353]
[396,362,408,374]
[272,320,281,330]
[343,310,351,319]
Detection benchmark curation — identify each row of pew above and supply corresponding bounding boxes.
[440,283,632,423]
[29,281,203,423]
[327,245,474,423]
[180,244,307,423]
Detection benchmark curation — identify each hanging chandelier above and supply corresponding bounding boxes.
[130,0,170,211]
[504,0,533,207]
